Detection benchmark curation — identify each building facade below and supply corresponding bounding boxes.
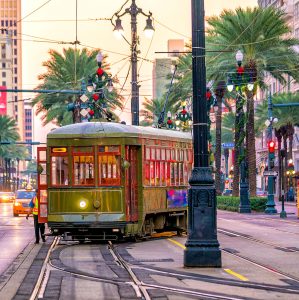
[152,39,185,100]
[0,0,24,141]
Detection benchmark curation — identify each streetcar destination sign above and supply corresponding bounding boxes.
[263,171,278,176]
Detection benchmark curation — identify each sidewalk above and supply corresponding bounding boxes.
[270,199,298,220]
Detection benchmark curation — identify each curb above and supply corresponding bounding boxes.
[0,237,53,300]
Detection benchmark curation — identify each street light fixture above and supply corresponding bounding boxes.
[111,0,155,126]
[113,18,124,38]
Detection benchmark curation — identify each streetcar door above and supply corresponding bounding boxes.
[37,147,48,223]
[125,146,139,222]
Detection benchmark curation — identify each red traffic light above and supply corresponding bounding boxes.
[268,141,275,153]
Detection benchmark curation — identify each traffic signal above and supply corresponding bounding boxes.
[268,140,275,169]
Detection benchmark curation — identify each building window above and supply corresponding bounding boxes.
[14,49,17,55]
[14,58,17,64]
[14,39,17,46]
[15,105,18,112]
[2,81,6,86]
[2,63,5,68]
[14,96,17,102]
[2,72,6,78]
[14,77,17,84]
[14,68,17,74]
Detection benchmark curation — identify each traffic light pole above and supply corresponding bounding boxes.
[265,92,277,214]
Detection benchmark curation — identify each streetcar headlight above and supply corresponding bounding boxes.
[14,202,21,206]
[79,200,87,209]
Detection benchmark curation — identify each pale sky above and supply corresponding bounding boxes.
[22,0,258,124]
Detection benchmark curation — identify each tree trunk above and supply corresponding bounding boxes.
[215,94,223,195]
[246,93,256,197]
[232,95,242,197]
[288,125,294,160]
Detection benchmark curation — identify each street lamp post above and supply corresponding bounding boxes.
[265,92,278,214]
[227,50,252,213]
[184,0,221,268]
[112,0,154,126]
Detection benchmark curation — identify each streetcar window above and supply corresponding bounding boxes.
[144,161,150,186]
[51,157,69,186]
[166,149,170,161]
[161,148,165,161]
[145,147,150,160]
[98,154,120,186]
[73,155,95,186]
[151,148,156,160]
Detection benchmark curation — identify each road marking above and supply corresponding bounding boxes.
[168,238,186,249]
[224,269,248,281]
[167,239,249,282]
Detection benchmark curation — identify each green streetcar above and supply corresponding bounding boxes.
[37,122,192,242]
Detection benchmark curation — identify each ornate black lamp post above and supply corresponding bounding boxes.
[227,50,253,213]
[184,0,221,267]
[112,0,154,126]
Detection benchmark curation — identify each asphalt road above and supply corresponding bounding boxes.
[0,203,35,275]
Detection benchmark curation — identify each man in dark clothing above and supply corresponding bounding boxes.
[26,190,45,244]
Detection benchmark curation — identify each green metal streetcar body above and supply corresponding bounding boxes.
[45,122,192,241]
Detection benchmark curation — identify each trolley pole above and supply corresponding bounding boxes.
[184,0,221,267]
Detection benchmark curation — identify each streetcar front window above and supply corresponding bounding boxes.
[74,155,95,185]
[51,156,69,186]
[98,146,121,186]
[72,147,95,186]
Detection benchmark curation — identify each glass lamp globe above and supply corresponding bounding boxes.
[235,50,244,62]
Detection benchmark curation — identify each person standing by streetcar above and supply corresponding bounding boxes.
[26,189,46,244]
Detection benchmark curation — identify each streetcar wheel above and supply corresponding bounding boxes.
[13,213,18,217]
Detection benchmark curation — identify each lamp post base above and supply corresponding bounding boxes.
[184,243,222,267]
[183,167,222,267]
[265,193,277,214]
[280,210,287,218]
[239,182,251,213]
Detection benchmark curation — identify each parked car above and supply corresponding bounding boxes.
[13,189,36,217]
[256,190,267,197]
[222,189,232,196]
[0,191,15,203]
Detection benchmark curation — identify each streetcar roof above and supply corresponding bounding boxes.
[47,122,192,141]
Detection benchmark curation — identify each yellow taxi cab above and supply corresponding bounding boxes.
[0,191,15,203]
[13,188,36,217]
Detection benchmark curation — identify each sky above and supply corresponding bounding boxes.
[22,0,258,126]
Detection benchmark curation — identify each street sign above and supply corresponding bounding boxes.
[222,143,234,148]
[263,171,278,176]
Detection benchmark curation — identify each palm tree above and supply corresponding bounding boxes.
[206,7,299,196]
[140,97,166,126]
[214,81,226,195]
[256,92,299,196]
[0,115,28,190]
[32,48,124,126]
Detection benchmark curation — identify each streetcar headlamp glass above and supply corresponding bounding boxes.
[79,200,87,209]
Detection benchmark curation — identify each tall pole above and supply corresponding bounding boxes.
[265,92,277,213]
[184,0,221,267]
[130,0,139,126]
